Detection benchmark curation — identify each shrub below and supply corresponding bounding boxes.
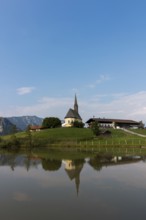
[72,120,85,128]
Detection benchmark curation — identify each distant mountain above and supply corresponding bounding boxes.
[0,117,16,135]
[7,116,43,131]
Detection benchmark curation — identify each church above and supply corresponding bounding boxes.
[62,94,82,127]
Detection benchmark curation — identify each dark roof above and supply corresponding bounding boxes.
[86,118,140,125]
[65,108,82,120]
[30,125,42,130]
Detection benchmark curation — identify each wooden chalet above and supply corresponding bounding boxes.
[29,125,42,132]
[86,118,141,129]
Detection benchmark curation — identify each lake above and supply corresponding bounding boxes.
[0,149,146,220]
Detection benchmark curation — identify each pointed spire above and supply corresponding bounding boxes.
[75,174,80,196]
[74,94,78,113]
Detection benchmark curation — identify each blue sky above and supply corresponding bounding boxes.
[0,0,146,123]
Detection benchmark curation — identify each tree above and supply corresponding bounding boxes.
[91,121,100,136]
[72,120,84,128]
[138,121,144,129]
[42,117,61,128]
[25,129,33,148]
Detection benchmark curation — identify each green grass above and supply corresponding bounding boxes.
[128,128,146,135]
[30,127,94,147]
[1,127,146,150]
[0,127,94,149]
[32,127,93,140]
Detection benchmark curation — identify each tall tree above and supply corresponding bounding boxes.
[42,117,61,128]
[91,121,100,136]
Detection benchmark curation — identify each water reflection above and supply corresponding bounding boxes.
[0,150,146,220]
[0,154,41,171]
[0,152,143,173]
[42,159,62,171]
[88,155,142,171]
[0,151,143,196]
[63,159,85,195]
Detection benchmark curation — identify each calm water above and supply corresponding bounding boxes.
[0,150,146,220]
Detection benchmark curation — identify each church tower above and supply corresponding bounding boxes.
[62,94,82,127]
[74,94,78,113]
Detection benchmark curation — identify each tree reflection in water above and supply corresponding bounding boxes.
[41,159,61,171]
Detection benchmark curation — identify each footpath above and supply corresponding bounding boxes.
[121,128,146,138]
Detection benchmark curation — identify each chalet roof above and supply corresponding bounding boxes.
[29,125,42,130]
[86,118,140,125]
[65,108,82,120]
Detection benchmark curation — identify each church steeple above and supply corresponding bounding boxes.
[63,94,82,127]
[74,94,78,113]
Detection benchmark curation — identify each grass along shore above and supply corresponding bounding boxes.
[1,127,146,151]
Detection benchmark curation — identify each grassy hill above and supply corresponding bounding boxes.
[0,127,93,148]
[1,127,146,151]
[32,127,94,140]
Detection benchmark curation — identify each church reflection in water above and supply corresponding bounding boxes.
[0,152,144,194]
[62,159,85,195]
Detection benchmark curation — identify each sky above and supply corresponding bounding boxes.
[0,0,146,124]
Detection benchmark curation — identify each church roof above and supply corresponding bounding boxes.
[65,108,82,120]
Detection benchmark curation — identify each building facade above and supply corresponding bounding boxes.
[86,118,142,129]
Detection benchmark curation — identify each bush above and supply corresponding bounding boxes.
[72,120,85,128]
[1,134,20,149]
